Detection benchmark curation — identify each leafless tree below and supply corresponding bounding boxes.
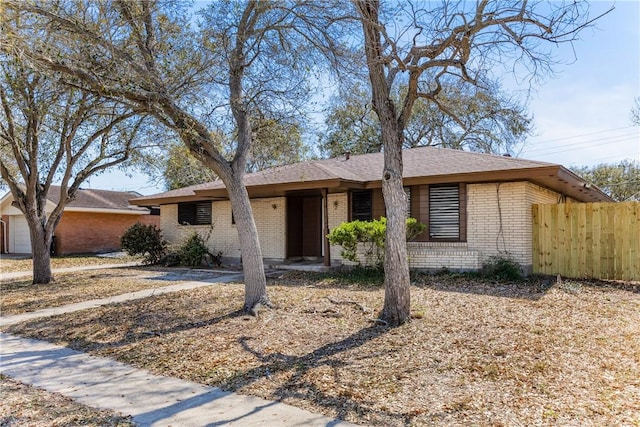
[0,55,148,284]
[2,0,349,312]
[353,0,611,325]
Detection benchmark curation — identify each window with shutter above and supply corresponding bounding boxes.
[178,202,212,225]
[351,190,372,221]
[429,185,459,240]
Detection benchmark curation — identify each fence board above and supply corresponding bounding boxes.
[532,202,640,281]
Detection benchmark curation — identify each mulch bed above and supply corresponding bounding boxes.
[2,271,639,426]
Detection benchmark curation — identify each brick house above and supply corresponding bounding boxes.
[129,146,612,273]
[0,186,160,255]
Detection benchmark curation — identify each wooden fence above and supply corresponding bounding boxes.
[532,202,639,281]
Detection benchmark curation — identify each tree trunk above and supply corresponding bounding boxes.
[380,129,411,326]
[29,216,53,284]
[357,0,411,326]
[226,177,271,314]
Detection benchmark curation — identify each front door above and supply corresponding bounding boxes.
[286,196,322,259]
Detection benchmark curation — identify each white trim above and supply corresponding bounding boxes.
[0,218,6,254]
[63,207,150,215]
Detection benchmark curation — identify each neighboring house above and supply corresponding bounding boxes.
[130,146,612,273]
[0,186,160,255]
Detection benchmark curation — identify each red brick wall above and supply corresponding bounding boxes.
[54,211,160,255]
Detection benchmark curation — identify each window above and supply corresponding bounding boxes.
[351,190,372,221]
[178,202,212,225]
[429,185,459,240]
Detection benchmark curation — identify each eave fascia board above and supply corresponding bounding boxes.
[62,207,150,215]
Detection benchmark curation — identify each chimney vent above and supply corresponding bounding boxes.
[345,151,351,160]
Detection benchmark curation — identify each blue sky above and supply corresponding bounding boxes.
[86,1,640,195]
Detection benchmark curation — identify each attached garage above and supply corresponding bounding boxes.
[1,186,159,256]
[9,215,31,254]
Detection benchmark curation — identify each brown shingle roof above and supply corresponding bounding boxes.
[130,146,612,204]
[191,146,554,189]
[47,186,149,212]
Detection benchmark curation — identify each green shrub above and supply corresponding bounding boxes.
[177,233,210,267]
[120,223,167,265]
[481,254,523,281]
[176,232,223,267]
[327,217,426,268]
[406,217,427,241]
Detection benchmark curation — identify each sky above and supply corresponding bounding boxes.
[85,0,640,196]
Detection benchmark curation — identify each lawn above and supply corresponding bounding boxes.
[2,270,638,426]
[0,267,215,315]
[0,254,139,274]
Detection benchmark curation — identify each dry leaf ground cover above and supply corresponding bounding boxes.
[0,254,138,274]
[2,270,638,426]
[0,267,202,315]
[0,374,134,427]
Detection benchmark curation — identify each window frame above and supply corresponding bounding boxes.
[411,183,466,242]
[350,190,373,221]
[177,201,212,226]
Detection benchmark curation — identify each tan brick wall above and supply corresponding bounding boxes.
[408,242,480,270]
[340,182,567,272]
[160,197,286,261]
[54,211,156,255]
[158,182,568,270]
[467,182,567,271]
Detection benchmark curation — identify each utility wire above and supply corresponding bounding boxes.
[526,125,637,145]
[523,136,638,156]
[525,132,638,154]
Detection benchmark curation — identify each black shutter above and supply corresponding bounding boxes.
[178,202,211,225]
[429,185,459,240]
[195,202,212,225]
[178,203,196,225]
[352,190,372,221]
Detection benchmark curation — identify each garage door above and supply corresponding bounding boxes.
[11,215,32,254]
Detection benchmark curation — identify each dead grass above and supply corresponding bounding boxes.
[3,271,639,426]
[0,375,134,426]
[0,267,193,315]
[0,254,139,274]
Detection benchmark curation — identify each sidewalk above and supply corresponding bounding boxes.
[0,262,141,281]
[0,268,358,427]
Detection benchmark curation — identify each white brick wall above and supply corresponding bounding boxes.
[327,193,348,263]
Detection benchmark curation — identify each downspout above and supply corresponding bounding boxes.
[0,218,6,254]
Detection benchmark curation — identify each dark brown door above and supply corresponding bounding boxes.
[287,196,322,258]
[302,196,322,257]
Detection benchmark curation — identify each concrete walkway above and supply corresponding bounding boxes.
[0,268,358,427]
[0,262,141,281]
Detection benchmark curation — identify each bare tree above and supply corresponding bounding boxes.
[0,56,147,284]
[353,0,610,325]
[2,0,347,312]
[321,80,531,157]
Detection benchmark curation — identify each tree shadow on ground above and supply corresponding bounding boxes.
[215,324,413,425]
